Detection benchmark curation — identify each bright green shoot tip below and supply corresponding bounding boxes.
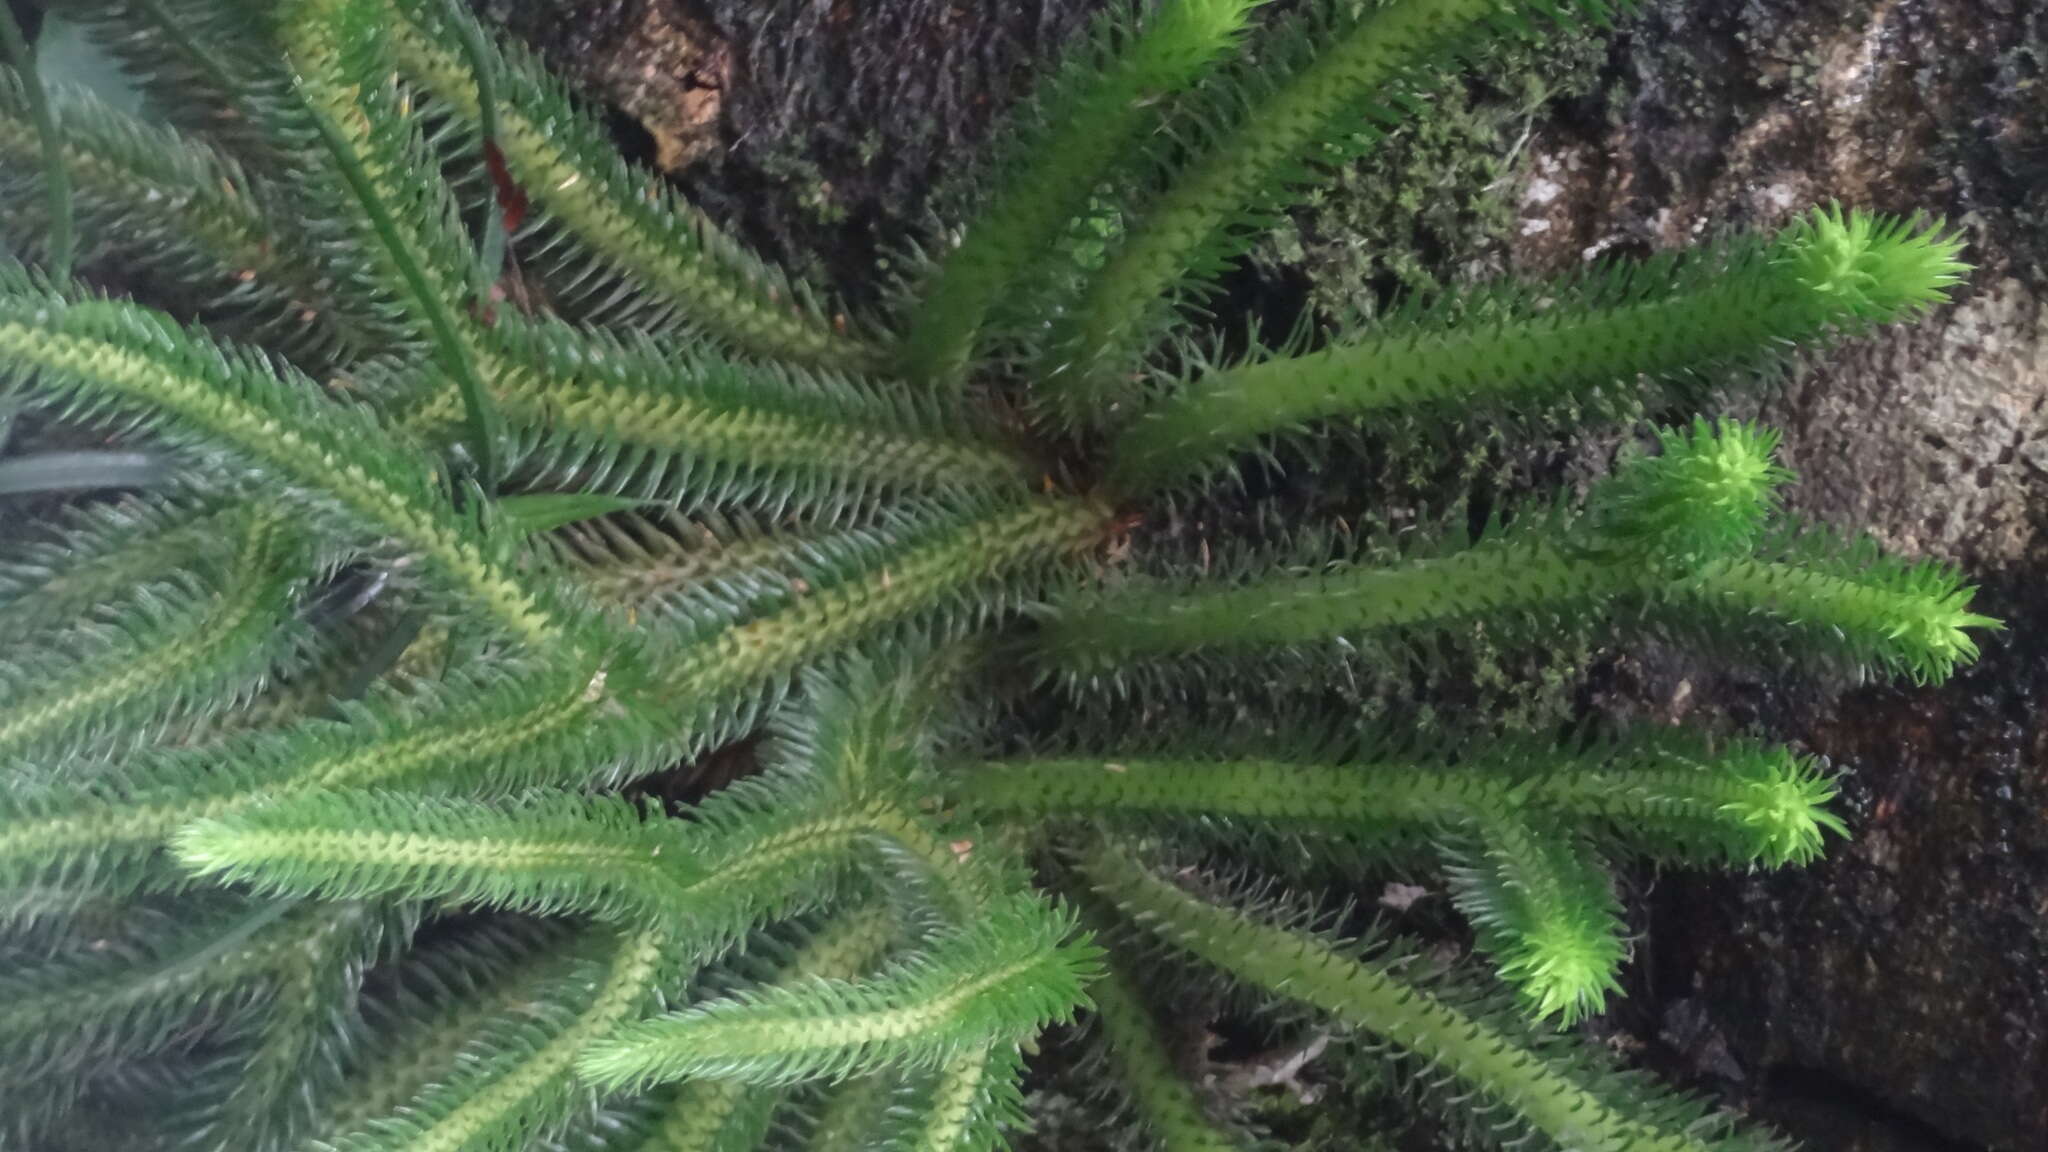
[1512,918,1627,1027]
[1125,0,1269,87]
[1451,817,1626,1029]
[1591,417,1792,566]
[1781,204,1970,321]
[1721,750,1849,868]
[1882,577,2004,687]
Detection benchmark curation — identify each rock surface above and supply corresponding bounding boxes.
[494,1,2045,1148]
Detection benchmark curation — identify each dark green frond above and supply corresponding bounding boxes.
[537,507,848,625]
[0,507,305,761]
[319,917,579,1143]
[414,315,1032,509]
[0,272,582,647]
[280,0,503,477]
[880,1043,1029,1152]
[590,907,900,1152]
[165,902,414,1152]
[650,495,1107,753]
[768,658,935,799]
[0,1049,95,1152]
[0,895,309,1080]
[0,486,257,643]
[763,657,1034,925]
[796,1075,900,1152]
[622,1082,785,1152]
[0,5,68,280]
[65,0,304,171]
[649,777,889,969]
[322,924,669,1152]
[0,74,367,364]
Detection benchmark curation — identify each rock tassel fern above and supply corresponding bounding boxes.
[0,1,1995,1150]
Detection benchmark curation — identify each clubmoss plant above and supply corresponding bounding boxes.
[0,1,1997,1150]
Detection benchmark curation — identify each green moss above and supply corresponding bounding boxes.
[1269,26,1610,313]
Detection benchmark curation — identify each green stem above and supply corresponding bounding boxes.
[1680,553,1997,685]
[1037,533,1619,666]
[575,901,1088,1093]
[1110,210,1966,491]
[1450,813,1624,1025]
[961,734,1842,868]
[902,1046,1000,1152]
[1039,513,1994,687]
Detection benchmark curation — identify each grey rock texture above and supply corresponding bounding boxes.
[489,1,2045,1147]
